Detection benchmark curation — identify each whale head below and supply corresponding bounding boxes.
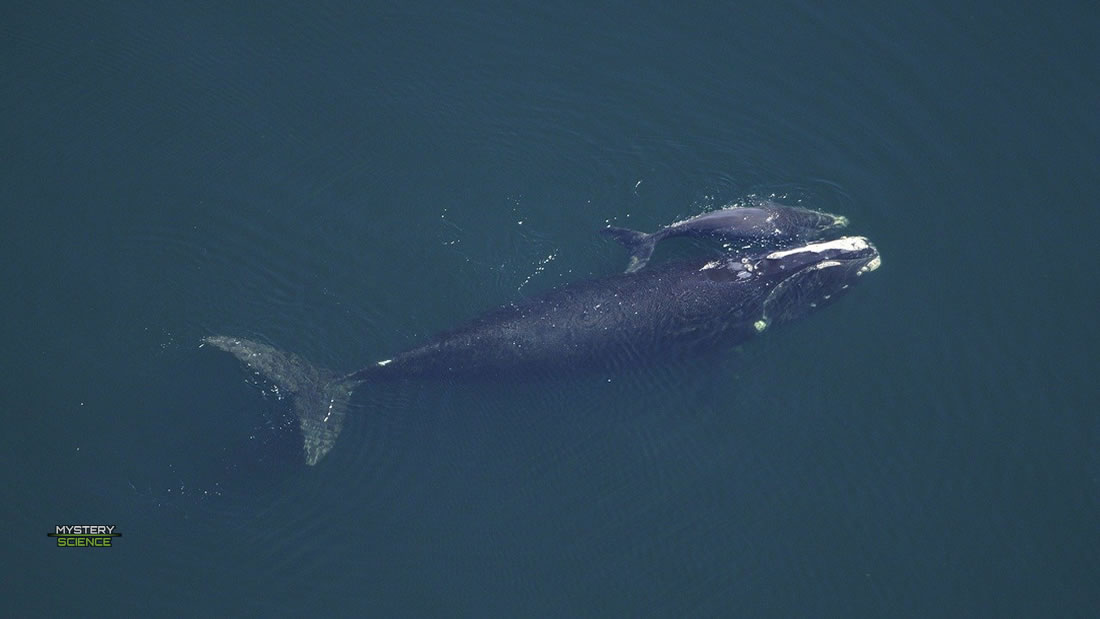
[751,236,880,330]
[744,200,850,240]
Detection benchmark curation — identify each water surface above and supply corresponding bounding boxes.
[3,2,1097,616]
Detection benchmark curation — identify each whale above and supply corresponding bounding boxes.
[601,200,849,273]
[205,236,880,465]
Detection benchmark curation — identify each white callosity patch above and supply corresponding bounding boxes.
[377,359,392,366]
[860,255,882,274]
[765,236,871,260]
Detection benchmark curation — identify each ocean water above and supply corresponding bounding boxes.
[3,1,1097,616]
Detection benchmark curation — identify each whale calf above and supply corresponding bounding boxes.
[206,236,880,465]
[602,200,849,273]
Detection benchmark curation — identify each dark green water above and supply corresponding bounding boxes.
[4,2,1097,616]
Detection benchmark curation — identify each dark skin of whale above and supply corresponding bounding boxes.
[205,237,880,465]
[355,258,782,380]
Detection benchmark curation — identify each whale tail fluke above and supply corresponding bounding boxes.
[601,226,656,273]
[203,336,359,466]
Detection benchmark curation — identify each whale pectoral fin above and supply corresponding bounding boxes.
[600,226,656,273]
[203,336,357,466]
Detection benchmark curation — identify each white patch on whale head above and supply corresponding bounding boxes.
[377,359,392,366]
[766,236,871,260]
[699,260,721,271]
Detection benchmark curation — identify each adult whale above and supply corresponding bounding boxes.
[602,200,849,273]
[205,236,881,465]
